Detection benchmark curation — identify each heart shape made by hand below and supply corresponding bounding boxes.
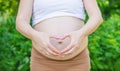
[49,36,71,51]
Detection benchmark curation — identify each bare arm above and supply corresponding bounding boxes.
[59,0,103,54]
[80,0,104,36]
[16,0,37,39]
[16,0,60,54]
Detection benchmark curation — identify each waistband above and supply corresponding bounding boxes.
[30,46,90,64]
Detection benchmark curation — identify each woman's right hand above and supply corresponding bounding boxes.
[31,31,60,55]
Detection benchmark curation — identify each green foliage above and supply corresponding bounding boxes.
[88,14,120,71]
[0,0,120,71]
[0,16,31,71]
[97,0,120,19]
[0,0,19,16]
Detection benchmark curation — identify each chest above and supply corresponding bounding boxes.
[33,0,84,10]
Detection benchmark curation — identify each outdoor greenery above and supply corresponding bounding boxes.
[0,0,120,71]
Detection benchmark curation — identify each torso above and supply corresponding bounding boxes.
[33,16,88,60]
[33,16,84,33]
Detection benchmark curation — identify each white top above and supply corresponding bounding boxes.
[32,0,85,26]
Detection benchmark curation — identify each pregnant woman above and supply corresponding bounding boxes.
[16,0,103,71]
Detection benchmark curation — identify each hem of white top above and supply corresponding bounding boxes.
[32,12,85,27]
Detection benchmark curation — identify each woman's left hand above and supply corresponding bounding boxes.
[57,30,87,56]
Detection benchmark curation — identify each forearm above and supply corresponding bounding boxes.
[80,14,103,36]
[16,20,37,39]
[15,0,35,39]
[80,0,104,36]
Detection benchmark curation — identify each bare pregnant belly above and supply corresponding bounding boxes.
[33,16,88,60]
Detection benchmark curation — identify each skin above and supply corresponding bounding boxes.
[33,16,87,58]
[16,0,103,57]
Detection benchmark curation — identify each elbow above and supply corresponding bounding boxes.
[89,12,104,24]
[15,18,23,32]
[16,17,31,34]
[99,15,104,24]
[91,11,104,24]
[15,19,20,31]
[96,13,104,25]
[98,11,104,24]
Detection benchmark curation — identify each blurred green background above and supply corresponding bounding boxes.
[0,0,120,71]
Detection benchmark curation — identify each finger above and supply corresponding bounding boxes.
[59,33,72,40]
[60,38,76,53]
[47,43,60,54]
[41,45,59,56]
[64,47,75,55]
[42,41,59,55]
[60,43,76,54]
[45,35,60,54]
[46,48,59,56]
[42,42,48,47]
[47,33,59,38]
[45,51,50,55]
[49,35,68,40]
[60,34,70,40]
[59,54,65,57]
[49,33,70,40]
[63,44,78,55]
[50,36,64,40]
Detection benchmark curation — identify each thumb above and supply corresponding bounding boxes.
[59,32,73,40]
[42,41,48,47]
[60,34,70,40]
[47,33,57,38]
[49,34,66,40]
